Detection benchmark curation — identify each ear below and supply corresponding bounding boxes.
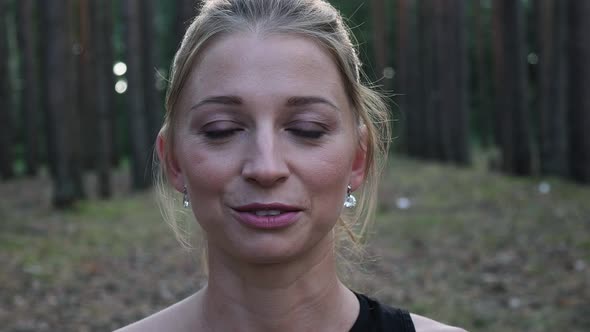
[349,124,368,191]
[156,131,184,193]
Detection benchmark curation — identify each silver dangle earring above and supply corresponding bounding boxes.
[344,185,357,208]
[182,185,190,208]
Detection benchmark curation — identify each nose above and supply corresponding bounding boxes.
[241,128,289,187]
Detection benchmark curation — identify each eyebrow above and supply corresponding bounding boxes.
[191,95,340,111]
[286,96,340,111]
[190,95,243,111]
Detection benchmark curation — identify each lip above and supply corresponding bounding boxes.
[231,203,302,229]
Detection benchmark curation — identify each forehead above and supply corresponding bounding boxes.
[179,32,348,109]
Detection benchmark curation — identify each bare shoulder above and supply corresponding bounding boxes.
[113,293,199,332]
[411,313,468,332]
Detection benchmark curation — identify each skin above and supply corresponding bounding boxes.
[115,32,466,332]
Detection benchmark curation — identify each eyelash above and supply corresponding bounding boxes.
[287,128,326,139]
[287,121,328,139]
[202,128,242,139]
[200,123,328,140]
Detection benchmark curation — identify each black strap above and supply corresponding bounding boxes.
[349,292,416,332]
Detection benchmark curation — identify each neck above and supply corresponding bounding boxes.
[197,235,359,332]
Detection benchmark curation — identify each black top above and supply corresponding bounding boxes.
[349,293,416,332]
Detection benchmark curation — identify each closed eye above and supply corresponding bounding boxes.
[287,128,325,139]
[286,121,328,139]
[203,128,243,139]
[201,120,243,140]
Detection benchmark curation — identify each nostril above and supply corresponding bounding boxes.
[242,157,289,186]
[241,134,289,185]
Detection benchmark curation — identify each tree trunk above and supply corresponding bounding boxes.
[371,0,388,84]
[142,0,161,150]
[41,0,85,207]
[450,0,470,165]
[69,0,85,198]
[78,0,98,170]
[538,0,568,176]
[17,0,40,177]
[415,0,436,160]
[432,1,451,162]
[395,0,410,153]
[473,0,492,148]
[491,0,504,157]
[174,0,198,50]
[567,0,590,183]
[92,0,114,197]
[125,0,151,190]
[492,0,533,175]
[0,0,15,179]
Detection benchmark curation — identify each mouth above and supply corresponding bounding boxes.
[231,203,303,229]
[233,203,302,214]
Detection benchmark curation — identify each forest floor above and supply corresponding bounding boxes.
[0,156,589,332]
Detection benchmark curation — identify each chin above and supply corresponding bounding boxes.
[230,230,333,266]
[233,238,307,265]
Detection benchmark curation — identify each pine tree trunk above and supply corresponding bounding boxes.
[92,0,114,197]
[79,0,98,170]
[68,0,85,198]
[493,0,533,175]
[432,1,451,162]
[491,0,504,159]
[142,0,161,150]
[174,0,198,50]
[0,0,15,179]
[42,0,85,207]
[17,0,40,177]
[125,0,151,190]
[416,0,436,160]
[567,0,590,183]
[538,0,568,176]
[473,0,492,148]
[371,0,387,84]
[395,0,411,154]
[451,0,470,165]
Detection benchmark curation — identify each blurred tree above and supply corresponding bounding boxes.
[69,0,84,193]
[142,0,161,148]
[449,0,470,165]
[567,0,590,183]
[92,0,115,198]
[395,0,411,153]
[416,0,436,159]
[371,0,388,88]
[124,0,151,190]
[432,1,452,161]
[538,0,568,176]
[473,0,493,148]
[399,1,472,165]
[174,0,198,50]
[492,0,533,175]
[78,0,99,170]
[0,0,15,179]
[427,0,469,165]
[16,0,40,177]
[40,0,85,207]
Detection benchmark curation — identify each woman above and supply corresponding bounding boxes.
[117,0,466,331]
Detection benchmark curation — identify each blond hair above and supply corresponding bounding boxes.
[155,0,391,266]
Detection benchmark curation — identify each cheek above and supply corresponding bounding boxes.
[177,142,238,195]
[302,145,354,205]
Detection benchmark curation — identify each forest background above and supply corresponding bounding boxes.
[0,0,589,331]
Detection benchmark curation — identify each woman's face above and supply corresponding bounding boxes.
[163,32,366,264]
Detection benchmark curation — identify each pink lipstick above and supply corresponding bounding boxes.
[231,203,302,229]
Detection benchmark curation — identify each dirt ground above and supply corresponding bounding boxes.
[1,158,589,331]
